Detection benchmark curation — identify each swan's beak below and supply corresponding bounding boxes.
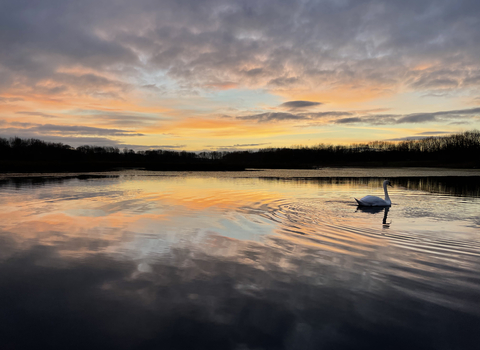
[389,183,393,187]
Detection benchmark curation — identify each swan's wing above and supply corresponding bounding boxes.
[357,195,386,206]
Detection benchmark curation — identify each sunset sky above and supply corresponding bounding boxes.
[1,0,480,151]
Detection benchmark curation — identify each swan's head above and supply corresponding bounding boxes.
[384,180,393,187]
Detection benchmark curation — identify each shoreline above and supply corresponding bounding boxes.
[0,160,478,174]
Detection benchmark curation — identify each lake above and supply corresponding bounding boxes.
[1,169,480,349]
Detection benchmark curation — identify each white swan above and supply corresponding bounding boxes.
[355,180,393,207]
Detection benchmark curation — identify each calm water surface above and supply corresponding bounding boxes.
[1,169,480,349]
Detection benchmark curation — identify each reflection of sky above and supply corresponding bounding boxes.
[1,174,480,348]
[1,174,479,262]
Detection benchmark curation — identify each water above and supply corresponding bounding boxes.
[1,169,479,349]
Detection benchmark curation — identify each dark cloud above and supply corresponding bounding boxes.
[121,144,186,150]
[13,109,160,126]
[448,121,471,125]
[384,136,434,141]
[396,108,480,124]
[279,101,323,110]
[397,113,438,124]
[412,78,459,90]
[236,111,353,123]
[201,142,272,152]
[237,112,306,122]
[416,131,453,135]
[305,111,355,118]
[435,107,480,116]
[35,124,143,136]
[335,117,363,124]
[233,143,270,147]
[71,109,161,127]
[0,122,143,138]
[242,68,264,77]
[268,76,301,87]
[332,108,480,125]
[205,142,271,148]
[234,107,480,126]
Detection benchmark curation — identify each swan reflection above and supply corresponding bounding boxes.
[356,206,391,228]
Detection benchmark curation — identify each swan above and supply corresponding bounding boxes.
[355,180,393,207]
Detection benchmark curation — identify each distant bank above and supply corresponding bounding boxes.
[1,131,479,173]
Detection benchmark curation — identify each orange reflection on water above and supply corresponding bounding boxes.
[0,174,479,266]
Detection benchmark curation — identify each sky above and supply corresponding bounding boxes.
[1,0,480,151]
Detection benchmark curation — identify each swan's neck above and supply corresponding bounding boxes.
[383,183,391,203]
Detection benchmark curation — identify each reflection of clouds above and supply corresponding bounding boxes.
[1,174,480,348]
[1,236,480,349]
[2,174,480,260]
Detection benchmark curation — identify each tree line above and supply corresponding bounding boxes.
[1,130,479,172]
[222,130,480,168]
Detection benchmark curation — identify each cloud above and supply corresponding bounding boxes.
[205,142,271,148]
[0,97,24,103]
[416,131,453,135]
[396,113,438,124]
[396,108,480,124]
[1,0,479,99]
[70,109,161,127]
[435,107,480,116]
[16,111,59,118]
[232,106,480,127]
[204,82,238,90]
[305,111,355,118]
[335,117,363,124]
[1,0,480,148]
[35,124,144,136]
[237,112,306,122]
[233,143,270,147]
[384,136,434,141]
[279,101,323,110]
[0,122,143,137]
[242,68,264,77]
[203,142,273,152]
[332,108,480,125]
[121,144,187,150]
[448,121,471,125]
[236,111,353,123]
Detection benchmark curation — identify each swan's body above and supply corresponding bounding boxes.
[355,180,392,207]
